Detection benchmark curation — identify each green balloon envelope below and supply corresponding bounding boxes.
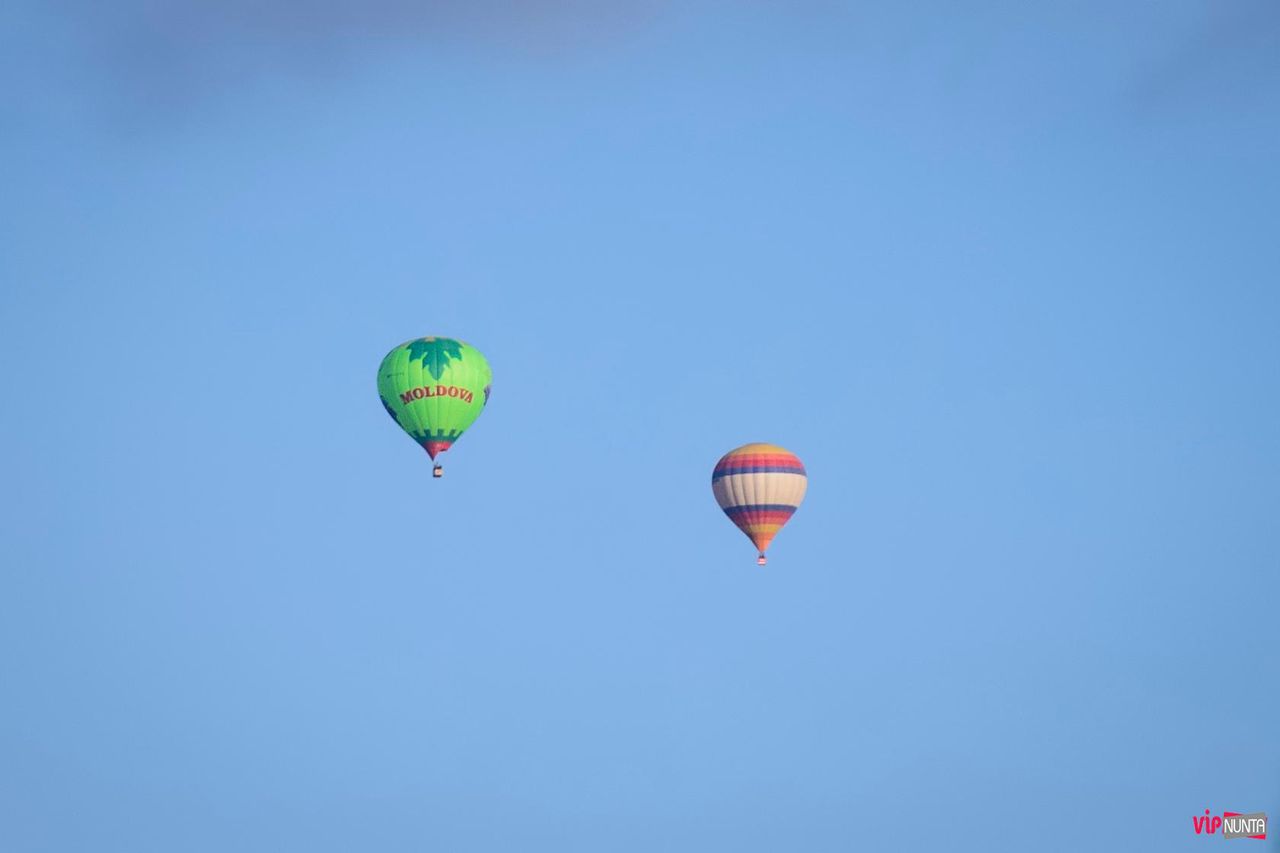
[377,336,492,465]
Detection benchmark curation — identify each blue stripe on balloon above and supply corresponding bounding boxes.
[720,504,798,516]
[712,465,807,481]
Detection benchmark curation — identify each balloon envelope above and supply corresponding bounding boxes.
[712,443,807,564]
[377,336,492,467]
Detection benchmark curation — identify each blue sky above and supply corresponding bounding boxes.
[2,2,1278,851]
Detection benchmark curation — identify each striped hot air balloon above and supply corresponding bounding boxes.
[711,443,807,565]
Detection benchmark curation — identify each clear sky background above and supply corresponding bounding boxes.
[2,2,1278,851]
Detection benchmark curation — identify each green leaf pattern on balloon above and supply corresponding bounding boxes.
[407,337,465,380]
[408,428,460,442]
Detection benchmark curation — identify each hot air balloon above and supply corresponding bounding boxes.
[377,336,492,478]
[712,443,807,565]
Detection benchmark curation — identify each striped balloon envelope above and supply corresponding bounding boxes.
[711,443,807,565]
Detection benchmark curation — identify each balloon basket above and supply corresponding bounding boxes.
[757,555,767,566]
[433,465,443,478]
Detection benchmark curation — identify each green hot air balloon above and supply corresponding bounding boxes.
[378,336,492,478]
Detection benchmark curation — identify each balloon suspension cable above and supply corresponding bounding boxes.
[757,554,767,566]
[433,464,443,478]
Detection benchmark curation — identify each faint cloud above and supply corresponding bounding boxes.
[1133,0,1280,114]
[53,0,665,107]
